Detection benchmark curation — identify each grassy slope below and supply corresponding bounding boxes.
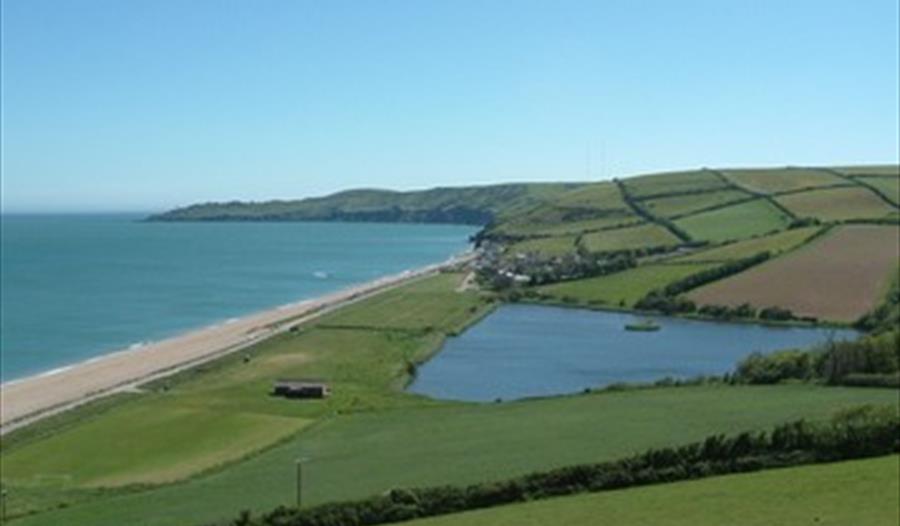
[581,223,680,252]
[10,386,898,526]
[641,188,751,218]
[722,168,845,194]
[488,183,637,238]
[535,263,718,306]
[775,186,897,221]
[507,235,578,256]
[856,176,900,205]
[496,217,640,237]
[622,170,730,198]
[669,226,819,263]
[674,199,790,242]
[7,164,900,525]
[834,165,900,176]
[408,455,900,526]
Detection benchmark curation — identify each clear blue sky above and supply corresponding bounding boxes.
[2,0,898,212]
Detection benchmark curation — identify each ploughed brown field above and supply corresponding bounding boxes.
[688,225,900,322]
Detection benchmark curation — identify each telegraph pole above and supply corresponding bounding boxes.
[295,457,308,508]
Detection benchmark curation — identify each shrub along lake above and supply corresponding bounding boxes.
[408,304,857,402]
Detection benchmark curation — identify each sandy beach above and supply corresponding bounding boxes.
[0,252,473,433]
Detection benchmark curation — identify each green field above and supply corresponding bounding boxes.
[674,199,791,242]
[775,186,897,222]
[623,170,731,198]
[669,226,820,263]
[641,188,751,218]
[408,455,900,526]
[7,385,897,526]
[721,168,845,194]
[507,235,578,256]
[858,176,900,205]
[536,263,716,306]
[581,223,681,252]
[495,215,639,238]
[552,182,631,209]
[1,398,310,488]
[834,165,900,177]
[316,272,488,331]
[489,183,637,237]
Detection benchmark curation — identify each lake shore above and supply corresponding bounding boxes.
[0,251,474,434]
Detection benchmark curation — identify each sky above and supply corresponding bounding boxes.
[1,0,898,212]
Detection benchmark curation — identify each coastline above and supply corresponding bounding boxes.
[0,251,474,434]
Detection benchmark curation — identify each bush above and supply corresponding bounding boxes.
[735,350,816,384]
[759,306,796,321]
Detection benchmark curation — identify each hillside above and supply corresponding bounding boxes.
[4,164,898,526]
[147,183,585,225]
[475,165,899,324]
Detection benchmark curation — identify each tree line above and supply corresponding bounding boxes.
[734,331,899,388]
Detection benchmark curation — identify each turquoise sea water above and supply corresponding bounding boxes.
[409,304,857,401]
[0,214,476,381]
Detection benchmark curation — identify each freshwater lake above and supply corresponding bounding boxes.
[408,304,857,402]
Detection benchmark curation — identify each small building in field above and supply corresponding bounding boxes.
[272,379,331,399]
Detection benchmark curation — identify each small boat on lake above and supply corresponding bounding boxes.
[625,319,661,332]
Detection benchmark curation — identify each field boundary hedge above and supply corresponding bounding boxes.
[816,167,900,209]
[217,411,900,526]
[706,168,800,220]
[614,179,693,243]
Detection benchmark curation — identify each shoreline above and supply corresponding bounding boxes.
[0,251,474,434]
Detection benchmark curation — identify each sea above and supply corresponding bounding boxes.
[0,214,476,382]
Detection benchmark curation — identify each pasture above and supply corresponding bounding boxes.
[775,186,897,222]
[640,188,751,218]
[507,235,578,256]
[669,226,819,263]
[8,385,898,526]
[623,169,730,198]
[552,182,630,210]
[536,263,716,306]
[495,215,639,238]
[674,199,790,242]
[407,455,900,526]
[489,182,637,238]
[688,225,900,322]
[857,176,900,205]
[316,271,488,332]
[721,168,845,194]
[834,165,900,177]
[581,223,680,252]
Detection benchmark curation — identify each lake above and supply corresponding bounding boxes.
[0,214,476,381]
[408,304,857,402]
